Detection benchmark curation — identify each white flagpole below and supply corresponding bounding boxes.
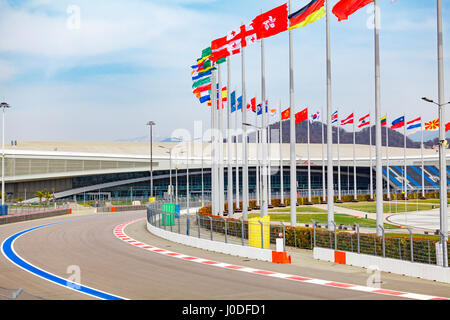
[386,118,390,200]
[421,117,425,198]
[235,95,240,211]
[268,107,272,207]
[337,109,342,202]
[353,112,357,201]
[369,112,374,200]
[374,0,384,235]
[227,58,233,217]
[289,0,297,226]
[437,0,448,267]
[321,106,326,203]
[404,116,407,200]
[326,0,334,228]
[256,112,260,208]
[218,64,224,215]
[307,109,312,204]
[242,47,249,220]
[261,35,268,217]
[211,70,218,215]
[279,102,285,205]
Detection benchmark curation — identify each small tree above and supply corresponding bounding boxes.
[34,191,45,206]
[43,189,51,206]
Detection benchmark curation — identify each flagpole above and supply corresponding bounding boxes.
[261,35,268,217]
[369,113,374,201]
[374,0,384,235]
[353,111,357,201]
[227,58,234,217]
[242,47,249,220]
[256,115,260,209]
[307,109,312,204]
[211,69,218,215]
[322,105,326,204]
[337,109,342,202]
[437,0,448,267]
[326,0,335,228]
[280,102,285,206]
[218,64,225,215]
[386,119,390,200]
[404,116,407,200]
[289,0,297,227]
[268,113,272,207]
[235,95,240,211]
[421,117,425,199]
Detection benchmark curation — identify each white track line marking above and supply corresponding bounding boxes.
[114,218,449,301]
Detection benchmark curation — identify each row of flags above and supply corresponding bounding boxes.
[191,0,375,107]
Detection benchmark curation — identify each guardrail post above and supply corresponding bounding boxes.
[197,213,200,239]
[224,218,228,244]
[407,228,414,262]
[209,216,213,241]
[311,220,317,248]
[241,218,245,246]
[377,225,385,258]
[330,221,337,250]
[354,223,360,254]
[258,220,264,249]
[280,222,286,251]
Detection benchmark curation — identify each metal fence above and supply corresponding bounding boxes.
[1,202,70,216]
[147,201,449,267]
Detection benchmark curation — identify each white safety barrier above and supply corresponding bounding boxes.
[147,221,273,262]
[314,247,450,284]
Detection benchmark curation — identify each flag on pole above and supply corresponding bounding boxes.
[253,3,288,40]
[358,114,370,128]
[381,115,387,126]
[230,91,236,113]
[331,111,338,123]
[310,111,321,122]
[341,113,354,125]
[332,0,374,21]
[446,122,450,132]
[406,117,422,135]
[425,118,439,131]
[295,108,308,124]
[288,0,325,30]
[391,116,405,130]
[256,103,263,115]
[281,108,290,120]
[237,96,243,111]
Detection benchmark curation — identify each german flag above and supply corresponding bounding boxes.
[288,0,325,30]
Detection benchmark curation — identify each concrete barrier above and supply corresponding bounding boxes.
[147,221,273,262]
[314,247,450,284]
[0,209,71,225]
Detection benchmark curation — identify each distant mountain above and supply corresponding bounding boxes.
[114,136,148,142]
[236,120,445,149]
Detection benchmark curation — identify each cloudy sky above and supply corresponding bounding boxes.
[0,0,448,142]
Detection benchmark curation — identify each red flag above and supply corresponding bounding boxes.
[211,36,230,62]
[281,108,290,120]
[295,108,308,124]
[253,3,288,40]
[332,0,373,22]
[341,113,354,125]
[446,122,450,132]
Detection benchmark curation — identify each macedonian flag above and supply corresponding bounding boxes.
[425,118,439,131]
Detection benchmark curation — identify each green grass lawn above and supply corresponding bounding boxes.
[248,213,399,229]
[269,206,327,213]
[336,202,438,213]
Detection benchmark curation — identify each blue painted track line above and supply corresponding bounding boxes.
[1,220,126,300]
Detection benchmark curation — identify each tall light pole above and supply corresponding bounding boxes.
[146,121,156,198]
[422,97,450,267]
[0,102,10,207]
[159,145,178,203]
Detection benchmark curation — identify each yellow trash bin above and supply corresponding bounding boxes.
[248,216,270,249]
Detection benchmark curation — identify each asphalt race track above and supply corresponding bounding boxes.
[0,210,449,300]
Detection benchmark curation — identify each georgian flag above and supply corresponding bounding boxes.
[358,114,370,128]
